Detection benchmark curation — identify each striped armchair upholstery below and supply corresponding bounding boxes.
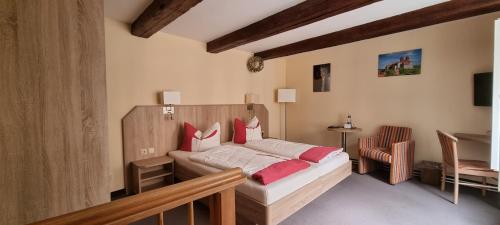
[358,126,414,184]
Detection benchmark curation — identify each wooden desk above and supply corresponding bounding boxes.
[327,127,362,152]
[454,133,491,144]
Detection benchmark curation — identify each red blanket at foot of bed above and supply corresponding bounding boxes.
[299,146,341,163]
[252,159,310,185]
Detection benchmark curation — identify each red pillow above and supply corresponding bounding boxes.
[233,118,246,144]
[180,122,198,151]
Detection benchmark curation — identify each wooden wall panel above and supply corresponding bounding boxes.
[122,104,269,192]
[0,0,109,224]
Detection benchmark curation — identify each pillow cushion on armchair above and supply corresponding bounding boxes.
[359,147,391,163]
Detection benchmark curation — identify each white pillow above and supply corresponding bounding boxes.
[192,122,221,152]
[246,116,262,141]
[181,122,221,152]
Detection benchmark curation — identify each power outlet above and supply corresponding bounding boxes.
[148,147,155,154]
[140,148,148,155]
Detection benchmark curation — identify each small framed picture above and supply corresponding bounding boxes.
[313,63,331,92]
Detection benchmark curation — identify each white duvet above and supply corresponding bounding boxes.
[188,145,289,176]
[244,139,343,163]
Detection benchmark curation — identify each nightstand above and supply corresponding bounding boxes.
[132,156,174,194]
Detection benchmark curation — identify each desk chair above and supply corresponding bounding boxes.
[436,130,498,204]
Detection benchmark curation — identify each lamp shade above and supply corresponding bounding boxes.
[245,93,259,104]
[162,91,181,105]
[278,89,296,103]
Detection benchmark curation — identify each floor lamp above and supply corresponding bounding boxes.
[278,89,296,140]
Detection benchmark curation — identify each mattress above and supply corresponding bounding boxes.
[168,149,349,205]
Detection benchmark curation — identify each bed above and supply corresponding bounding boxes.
[122,104,351,225]
[170,148,350,225]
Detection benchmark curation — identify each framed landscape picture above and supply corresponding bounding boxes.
[313,63,331,92]
[378,48,422,77]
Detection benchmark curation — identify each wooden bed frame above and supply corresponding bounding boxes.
[174,160,351,225]
[122,104,352,224]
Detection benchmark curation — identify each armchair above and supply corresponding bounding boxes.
[358,126,414,184]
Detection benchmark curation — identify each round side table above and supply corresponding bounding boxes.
[327,127,362,152]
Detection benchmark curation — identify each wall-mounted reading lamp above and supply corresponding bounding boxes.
[162,91,181,120]
[245,93,259,116]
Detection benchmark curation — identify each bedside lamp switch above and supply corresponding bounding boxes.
[140,148,148,155]
[148,147,155,154]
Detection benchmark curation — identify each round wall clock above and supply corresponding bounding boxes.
[247,56,264,73]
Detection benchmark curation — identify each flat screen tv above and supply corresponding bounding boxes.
[474,72,493,106]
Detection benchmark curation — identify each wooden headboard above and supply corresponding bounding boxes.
[122,104,269,192]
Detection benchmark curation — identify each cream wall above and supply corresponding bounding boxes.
[106,12,498,191]
[285,12,499,165]
[105,18,286,191]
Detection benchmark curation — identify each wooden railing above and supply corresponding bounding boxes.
[29,168,246,225]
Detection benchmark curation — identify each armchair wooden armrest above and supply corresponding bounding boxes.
[359,136,378,149]
[389,140,415,184]
[391,140,411,153]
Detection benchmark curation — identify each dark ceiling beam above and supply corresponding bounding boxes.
[131,0,202,38]
[206,0,380,53]
[255,0,500,60]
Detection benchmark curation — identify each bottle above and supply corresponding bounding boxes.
[344,114,352,129]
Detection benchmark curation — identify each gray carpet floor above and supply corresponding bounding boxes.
[132,173,500,225]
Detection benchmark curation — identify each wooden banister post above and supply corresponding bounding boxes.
[219,188,236,225]
[209,195,220,225]
[209,188,236,225]
[188,202,195,225]
[157,212,164,225]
